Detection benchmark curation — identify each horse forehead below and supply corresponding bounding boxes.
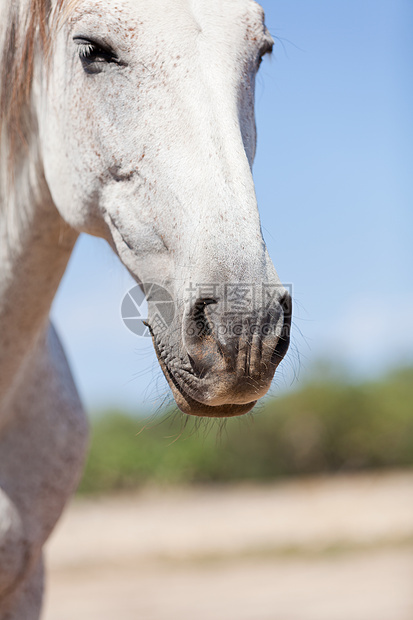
[66,0,264,30]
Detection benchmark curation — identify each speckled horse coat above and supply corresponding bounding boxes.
[0,0,291,617]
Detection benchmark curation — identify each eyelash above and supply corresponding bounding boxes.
[75,39,118,65]
[78,42,98,59]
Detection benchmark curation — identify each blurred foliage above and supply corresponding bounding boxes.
[78,366,413,494]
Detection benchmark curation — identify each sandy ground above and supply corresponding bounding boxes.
[43,471,413,620]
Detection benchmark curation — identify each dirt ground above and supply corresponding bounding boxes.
[43,471,413,620]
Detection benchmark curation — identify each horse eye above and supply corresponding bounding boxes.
[257,41,273,67]
[74,37,118,72]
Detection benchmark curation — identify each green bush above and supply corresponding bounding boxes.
[78,366,413,494]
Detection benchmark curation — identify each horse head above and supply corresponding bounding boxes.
[39,0,291,417]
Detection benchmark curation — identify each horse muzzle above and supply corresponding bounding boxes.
[149,289,292,418]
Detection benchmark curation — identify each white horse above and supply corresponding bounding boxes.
[0,0,291,616]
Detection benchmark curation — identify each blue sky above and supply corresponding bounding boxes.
[52,0,413,413]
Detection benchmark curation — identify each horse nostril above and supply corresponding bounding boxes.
[195,298,218,307]
[183,296,226,377]
[271,291,292,365]
[279,290,293,319]
[190,298,218,339]
[193,298,218,314]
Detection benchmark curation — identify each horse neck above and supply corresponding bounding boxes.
[0,150,78,405]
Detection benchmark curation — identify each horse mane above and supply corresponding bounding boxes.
[0,0,73,174]
[1,0,49,168]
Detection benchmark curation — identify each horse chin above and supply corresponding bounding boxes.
[151,335,256,418]
[170,384,257,418]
